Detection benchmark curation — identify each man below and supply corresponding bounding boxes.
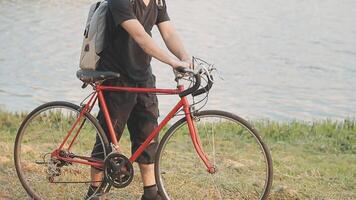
[86,0,191,199]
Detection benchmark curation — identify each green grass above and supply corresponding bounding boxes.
[0,109,355,199]
[254,120,355,199]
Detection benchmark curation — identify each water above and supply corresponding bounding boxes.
[0,0,355,121]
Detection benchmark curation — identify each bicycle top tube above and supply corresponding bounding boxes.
[97,85,182,95]
[77,57,216,97]
[76,69,202,97]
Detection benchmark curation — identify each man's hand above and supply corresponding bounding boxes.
[170,59,191,69]
[181,56,193,69]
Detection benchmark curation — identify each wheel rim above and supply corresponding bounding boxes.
[15,105,107,200]
[157,113,271,200]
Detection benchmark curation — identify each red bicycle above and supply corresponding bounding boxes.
[14,58,273,200]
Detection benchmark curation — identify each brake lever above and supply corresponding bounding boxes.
[82,83,88,89]
[197,64,217,84]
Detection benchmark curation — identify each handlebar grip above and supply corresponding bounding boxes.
[174,66,188,74]
[179,74,201,97]
[192,76,213,97]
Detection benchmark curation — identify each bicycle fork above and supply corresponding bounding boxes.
[182,97,216,174]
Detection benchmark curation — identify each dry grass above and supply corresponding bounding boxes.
[0,110,355,199]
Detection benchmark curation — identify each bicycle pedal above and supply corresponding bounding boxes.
[89,193,108,200]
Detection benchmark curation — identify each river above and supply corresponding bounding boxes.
[0,0,355,121]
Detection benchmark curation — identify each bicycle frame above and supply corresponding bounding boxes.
[52,83,215,173]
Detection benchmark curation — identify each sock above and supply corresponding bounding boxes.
[85,185,99,199]
[142,184,158,200]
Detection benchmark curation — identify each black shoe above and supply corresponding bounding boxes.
[141,194,163,200]
[85,193,108,200]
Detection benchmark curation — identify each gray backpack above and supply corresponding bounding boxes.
[79,1,108,70]
[79,0,164,70]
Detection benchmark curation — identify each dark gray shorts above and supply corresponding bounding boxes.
[91,75,159,164]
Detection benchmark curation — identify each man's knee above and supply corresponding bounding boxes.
[133,141,158,164]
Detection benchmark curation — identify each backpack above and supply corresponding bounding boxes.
[79,0,164,70]
[79,1,108,70]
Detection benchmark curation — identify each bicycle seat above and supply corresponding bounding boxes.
[76,69,121,83]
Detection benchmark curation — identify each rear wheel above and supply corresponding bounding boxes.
[155,110,273,200]
[14,101,110,200]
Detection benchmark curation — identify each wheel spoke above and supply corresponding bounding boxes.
[14,102,109,200]
[156,111,273,200]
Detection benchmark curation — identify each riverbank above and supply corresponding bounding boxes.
[0,110,355,199]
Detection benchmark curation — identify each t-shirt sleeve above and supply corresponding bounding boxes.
[156,0,170,24]
[108,0,137,26]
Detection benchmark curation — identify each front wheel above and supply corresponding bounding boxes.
[155,110,273,200]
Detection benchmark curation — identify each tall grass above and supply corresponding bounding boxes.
[254,119,355,154]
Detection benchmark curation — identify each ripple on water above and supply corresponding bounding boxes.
[0,0,355,121]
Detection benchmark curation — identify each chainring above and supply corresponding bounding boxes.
[104,153,134,188]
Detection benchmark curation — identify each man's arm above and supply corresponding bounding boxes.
[157,21,191,63]
[121,19,189,68]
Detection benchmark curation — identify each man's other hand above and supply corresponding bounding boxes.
[170,59,191,69]
[181,56,193,69]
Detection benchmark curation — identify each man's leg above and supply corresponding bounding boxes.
[86,133,107,199]
[87,80,136,199]
[85,168,104,199]
[139,163,156,187]
[140,164,161,200]
[127,80,160,199]
[91,167,104,187]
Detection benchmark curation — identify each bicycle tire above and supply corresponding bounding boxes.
[155,110,273,200]
[14,101,110,200]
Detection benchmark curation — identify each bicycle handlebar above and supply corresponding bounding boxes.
[175,66,215,97]
[192,74,213,97]
[174,67,201,97]
[174,66,193,74]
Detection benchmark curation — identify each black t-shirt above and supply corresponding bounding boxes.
[97,0,170,81]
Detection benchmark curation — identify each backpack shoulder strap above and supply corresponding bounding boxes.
[95,1,101,10]
[156,0,164,9]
